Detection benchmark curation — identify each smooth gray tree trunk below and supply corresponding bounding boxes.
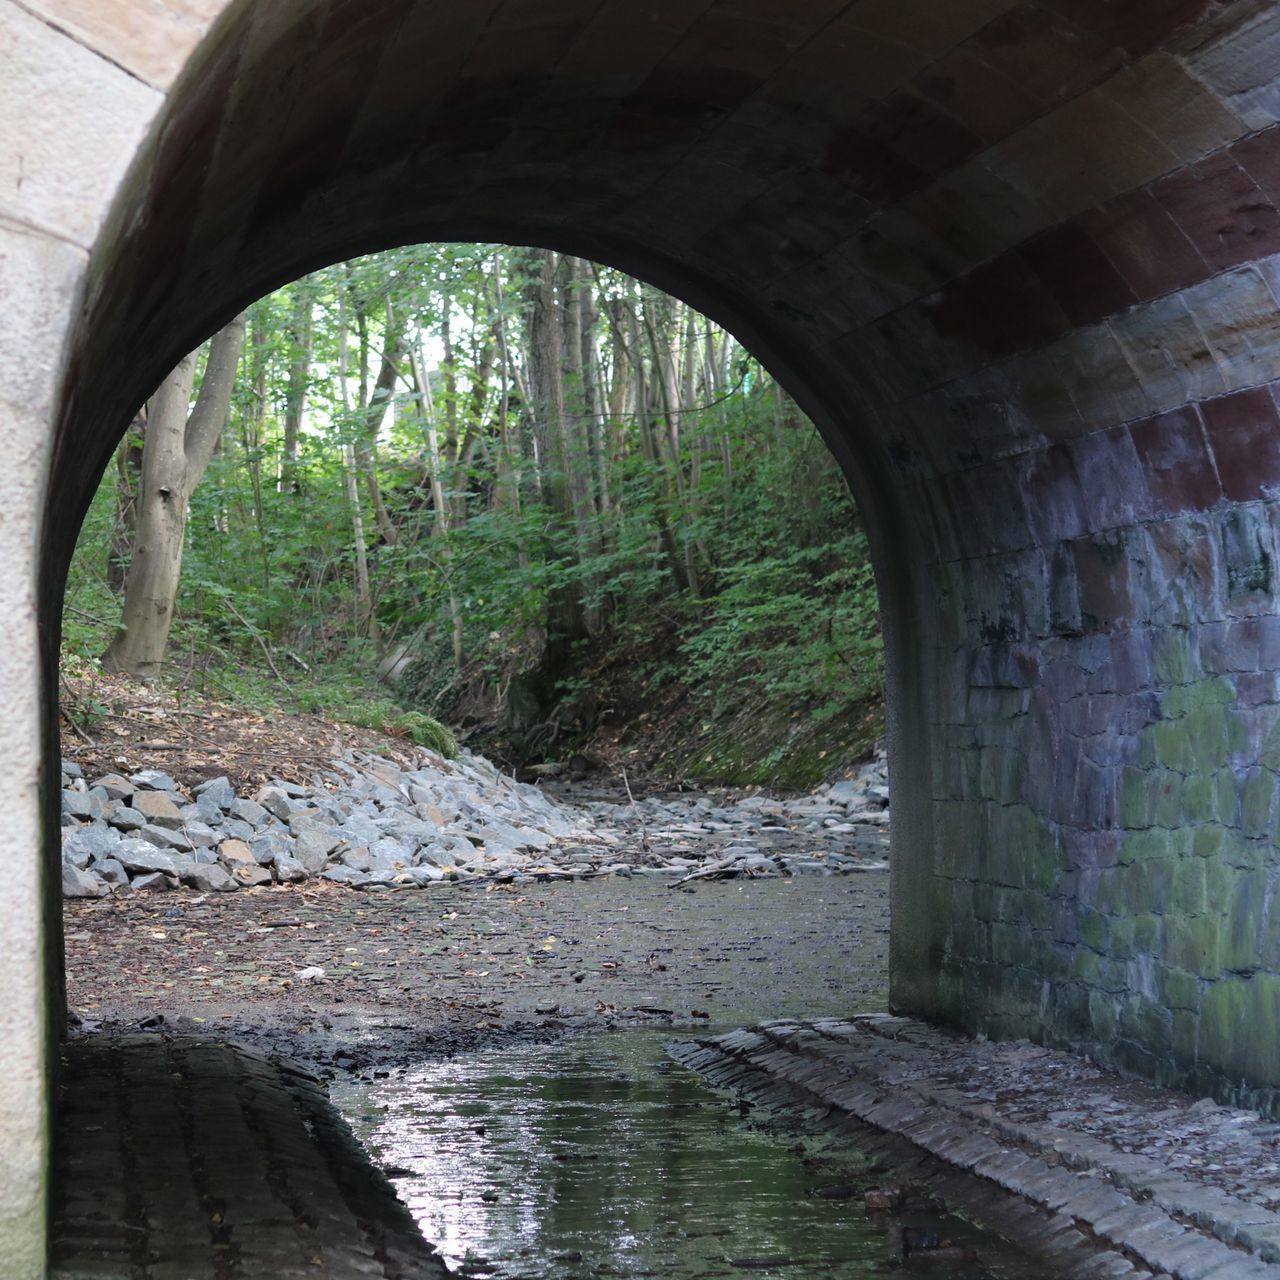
[102,314,246,678]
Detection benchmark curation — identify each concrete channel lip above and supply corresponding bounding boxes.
[672,1015,1280,1280]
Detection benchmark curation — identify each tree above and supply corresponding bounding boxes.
[102,313,247,677]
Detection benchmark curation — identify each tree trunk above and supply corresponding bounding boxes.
[107,411,144,592]
[281,286,313,493]
[412,344,465,670]
[526,248,587,641]
[337,296,382,658]
[491,264,521,515]
[103,313,247,677]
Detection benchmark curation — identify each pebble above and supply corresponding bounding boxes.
[60,747,890,897]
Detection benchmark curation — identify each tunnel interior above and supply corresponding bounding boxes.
[42,0,1280,1117]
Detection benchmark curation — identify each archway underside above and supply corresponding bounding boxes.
[43,0,1280,1112]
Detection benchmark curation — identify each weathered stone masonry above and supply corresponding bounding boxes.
[12,0,1280,1268]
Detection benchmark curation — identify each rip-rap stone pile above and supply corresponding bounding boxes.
[60,748,889,897]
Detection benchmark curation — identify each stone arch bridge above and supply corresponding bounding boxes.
[7,0,1280,1268]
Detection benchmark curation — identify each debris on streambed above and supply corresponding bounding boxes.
[61,746,889,899]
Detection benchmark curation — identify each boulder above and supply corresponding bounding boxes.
[254,786,299,821]
[90,773,134,802]
[114,844,181,876]
[183,821,220,849]
[291,823,340,867]
[368,837,413,869]
[130,769,179,791]
[340,847,372,873]
[62,789,105,821]
[250,831,294,866]
[132,790,185,828]
[107,806,147,831]
[62,861,109,898]
[218,839,256,867]
[229,797,268,827]
[63,826,119,867]
[231,864,272,886]
[139,824,194,852]
[273,855,309,883]
[194,775,237,809]
[182,864,238,893]
[131,872,172,891]
[95,858,129,889]
[188,795,226,826]
[321,866,364,885]
[413,844,456,869]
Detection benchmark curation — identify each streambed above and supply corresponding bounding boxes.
[335,1030,1037,1279]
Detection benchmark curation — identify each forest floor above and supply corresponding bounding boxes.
[59,661,411,793]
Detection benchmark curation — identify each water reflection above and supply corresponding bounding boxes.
[336,1032,1024,1278]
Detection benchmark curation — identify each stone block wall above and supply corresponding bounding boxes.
[922,451,1280,1109]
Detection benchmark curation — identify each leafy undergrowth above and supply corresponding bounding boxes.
[459,621,887,791]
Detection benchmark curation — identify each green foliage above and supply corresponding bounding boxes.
[679,535,882,719]
[397,711,459,756]
[61,243,884,776]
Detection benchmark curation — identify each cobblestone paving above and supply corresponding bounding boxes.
[51,1036,450,1279]
[673,1017,1280,1280]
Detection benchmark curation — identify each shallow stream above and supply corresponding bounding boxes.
[334,1030,1039,1279]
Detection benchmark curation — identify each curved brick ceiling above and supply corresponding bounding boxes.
[60,0,1280,528]
[45,0,1280,1099]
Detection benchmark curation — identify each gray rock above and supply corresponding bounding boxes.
[229,798,268,827]
[249,831,294,866]
[64,826,120,867]
[368,837,413,869]
[139,824,194,852]
[194,775,237,809]
[273,855,308,883]
[229,863,272,887]
[826,780,862,803]
[131,872,172,891]
[130,769,178,791]
[254,786,299,821]
[268,778,312,799]
[94,858,129,889]
[340,847,372,873]
[292,823,340,867]
[62,861,109,898]
[322,866,364,885]
[183,821,220,849]
[382,814,440,844]
[132,789,185,828]
[62,789,105,821]
[61,759,83,779]
[107,806,147,831]
[222,817,256,841]
[218,839,257,867]
[409,865,445,884]
[182,863,238,892]
[90,773,134,802]
[116,844,181,876]
[189,794,226,826]
[355,868,400,888]
[338,813,383,845]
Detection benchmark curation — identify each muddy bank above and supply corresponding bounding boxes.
[64,875,890,1071]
